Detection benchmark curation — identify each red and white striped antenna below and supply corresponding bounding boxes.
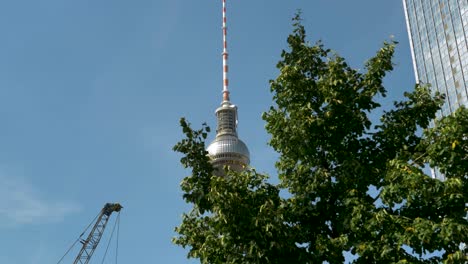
[222,0,230,102]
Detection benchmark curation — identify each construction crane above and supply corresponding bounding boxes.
[74,203,122,264]
[57,203,122,264]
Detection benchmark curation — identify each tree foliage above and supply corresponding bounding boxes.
[173,15,468,263]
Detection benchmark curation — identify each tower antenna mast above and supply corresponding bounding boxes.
[222,0,230,102]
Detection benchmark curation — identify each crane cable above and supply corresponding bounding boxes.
[100,211,121,264]
[56,210,101,264]
[115,212,120,264]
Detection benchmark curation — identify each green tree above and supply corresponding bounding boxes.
[173,15,468,263]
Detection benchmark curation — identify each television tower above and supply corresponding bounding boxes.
[206,0,250,175]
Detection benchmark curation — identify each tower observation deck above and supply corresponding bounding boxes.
[207,100,250,173]
[206,0,250,175]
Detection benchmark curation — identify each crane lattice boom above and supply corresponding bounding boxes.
[73,203,122,264]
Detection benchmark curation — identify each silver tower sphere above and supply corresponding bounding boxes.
[207,100,250,174]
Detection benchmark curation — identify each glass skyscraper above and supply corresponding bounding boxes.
[403,0,467,179]
[403,0,468,119]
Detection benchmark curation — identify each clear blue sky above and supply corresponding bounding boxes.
[0,1,415,263]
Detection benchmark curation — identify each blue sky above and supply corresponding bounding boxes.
[0,1,415,263]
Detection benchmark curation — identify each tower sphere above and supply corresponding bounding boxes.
[207,101,250,174]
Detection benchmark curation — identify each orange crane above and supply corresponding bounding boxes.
[57,203,122,264]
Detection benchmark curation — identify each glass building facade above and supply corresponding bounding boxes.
[403,0,468,118]
[403,0,468,179]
